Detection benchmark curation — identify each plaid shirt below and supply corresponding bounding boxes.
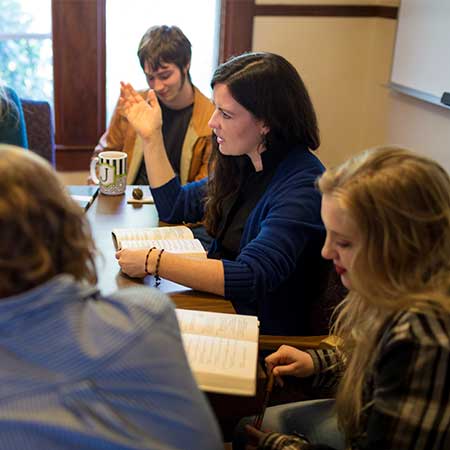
[259,307,450,450]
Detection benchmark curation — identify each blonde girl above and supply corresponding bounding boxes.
[241,146,450,450]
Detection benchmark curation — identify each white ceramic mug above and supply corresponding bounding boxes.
[90,151,127,195]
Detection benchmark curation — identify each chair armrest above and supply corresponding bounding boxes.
[259,334,337,351]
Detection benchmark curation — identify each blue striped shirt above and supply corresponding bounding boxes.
[0,275,222,449]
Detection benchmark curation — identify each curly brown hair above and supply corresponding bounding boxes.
[0,145,97,297]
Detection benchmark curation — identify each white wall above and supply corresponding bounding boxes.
[253,0,450,172]
[253,16,397,168]
[386,93,450,172]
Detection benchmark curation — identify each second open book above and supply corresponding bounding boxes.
[111,225,206,257]
[176,309,260,396]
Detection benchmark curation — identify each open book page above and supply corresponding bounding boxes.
[118,238,206,257]
[113,225,194,243]
[176,309,259,395]
[181,334,258,395]
[176,309,259,342]
[111,225,205,255]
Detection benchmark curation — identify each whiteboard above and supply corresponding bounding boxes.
[391,0,450,102]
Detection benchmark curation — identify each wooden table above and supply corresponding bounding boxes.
[86,186,235,313]
[86,186,265,439]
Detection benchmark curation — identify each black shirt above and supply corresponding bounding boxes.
[134,101,194,185]
[212,149,282,260]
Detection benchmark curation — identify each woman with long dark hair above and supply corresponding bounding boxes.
[117,52,328,335]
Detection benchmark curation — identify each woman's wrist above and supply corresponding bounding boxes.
[304,350,320,376]
[145,248,165,286]
[154,248,164,287]
[259,431,310,449]
[144,247,157,275]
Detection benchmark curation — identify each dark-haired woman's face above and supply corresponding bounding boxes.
[208,83,267,168]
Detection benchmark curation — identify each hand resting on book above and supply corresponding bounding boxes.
[115,248,149,278]
[113,226,207,278]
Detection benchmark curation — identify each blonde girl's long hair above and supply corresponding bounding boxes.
[0,145,97,297]
[318,146,450,439]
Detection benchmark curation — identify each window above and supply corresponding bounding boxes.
[105,0,220,123]
[0,0,53,103]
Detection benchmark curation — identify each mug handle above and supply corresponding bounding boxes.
[89,157,100,185]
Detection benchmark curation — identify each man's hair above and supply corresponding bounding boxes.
[0,145,97,297]
[137,25,192,77]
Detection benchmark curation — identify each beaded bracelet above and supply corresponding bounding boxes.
[144,247,156,275]
[154,249,165,287]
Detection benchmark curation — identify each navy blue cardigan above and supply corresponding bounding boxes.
[151,146,327,335]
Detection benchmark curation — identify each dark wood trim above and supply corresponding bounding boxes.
[375,6,398,19]
[56,147,93,171]
[96,0,107,135]
[219,0,255,63]
[55,145,94,151]
[52,0,106,172]
[219,2,398,67]
[254,5,398,19]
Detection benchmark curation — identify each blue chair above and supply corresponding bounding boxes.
[21,99,55,166]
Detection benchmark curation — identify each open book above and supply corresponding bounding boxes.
[111,225,206,257]
[176,309,259,396]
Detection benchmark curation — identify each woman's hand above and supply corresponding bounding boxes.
[119,82,162,140]
[265,345,315,387]
[244,425,269,449]
[115,248,149,278]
